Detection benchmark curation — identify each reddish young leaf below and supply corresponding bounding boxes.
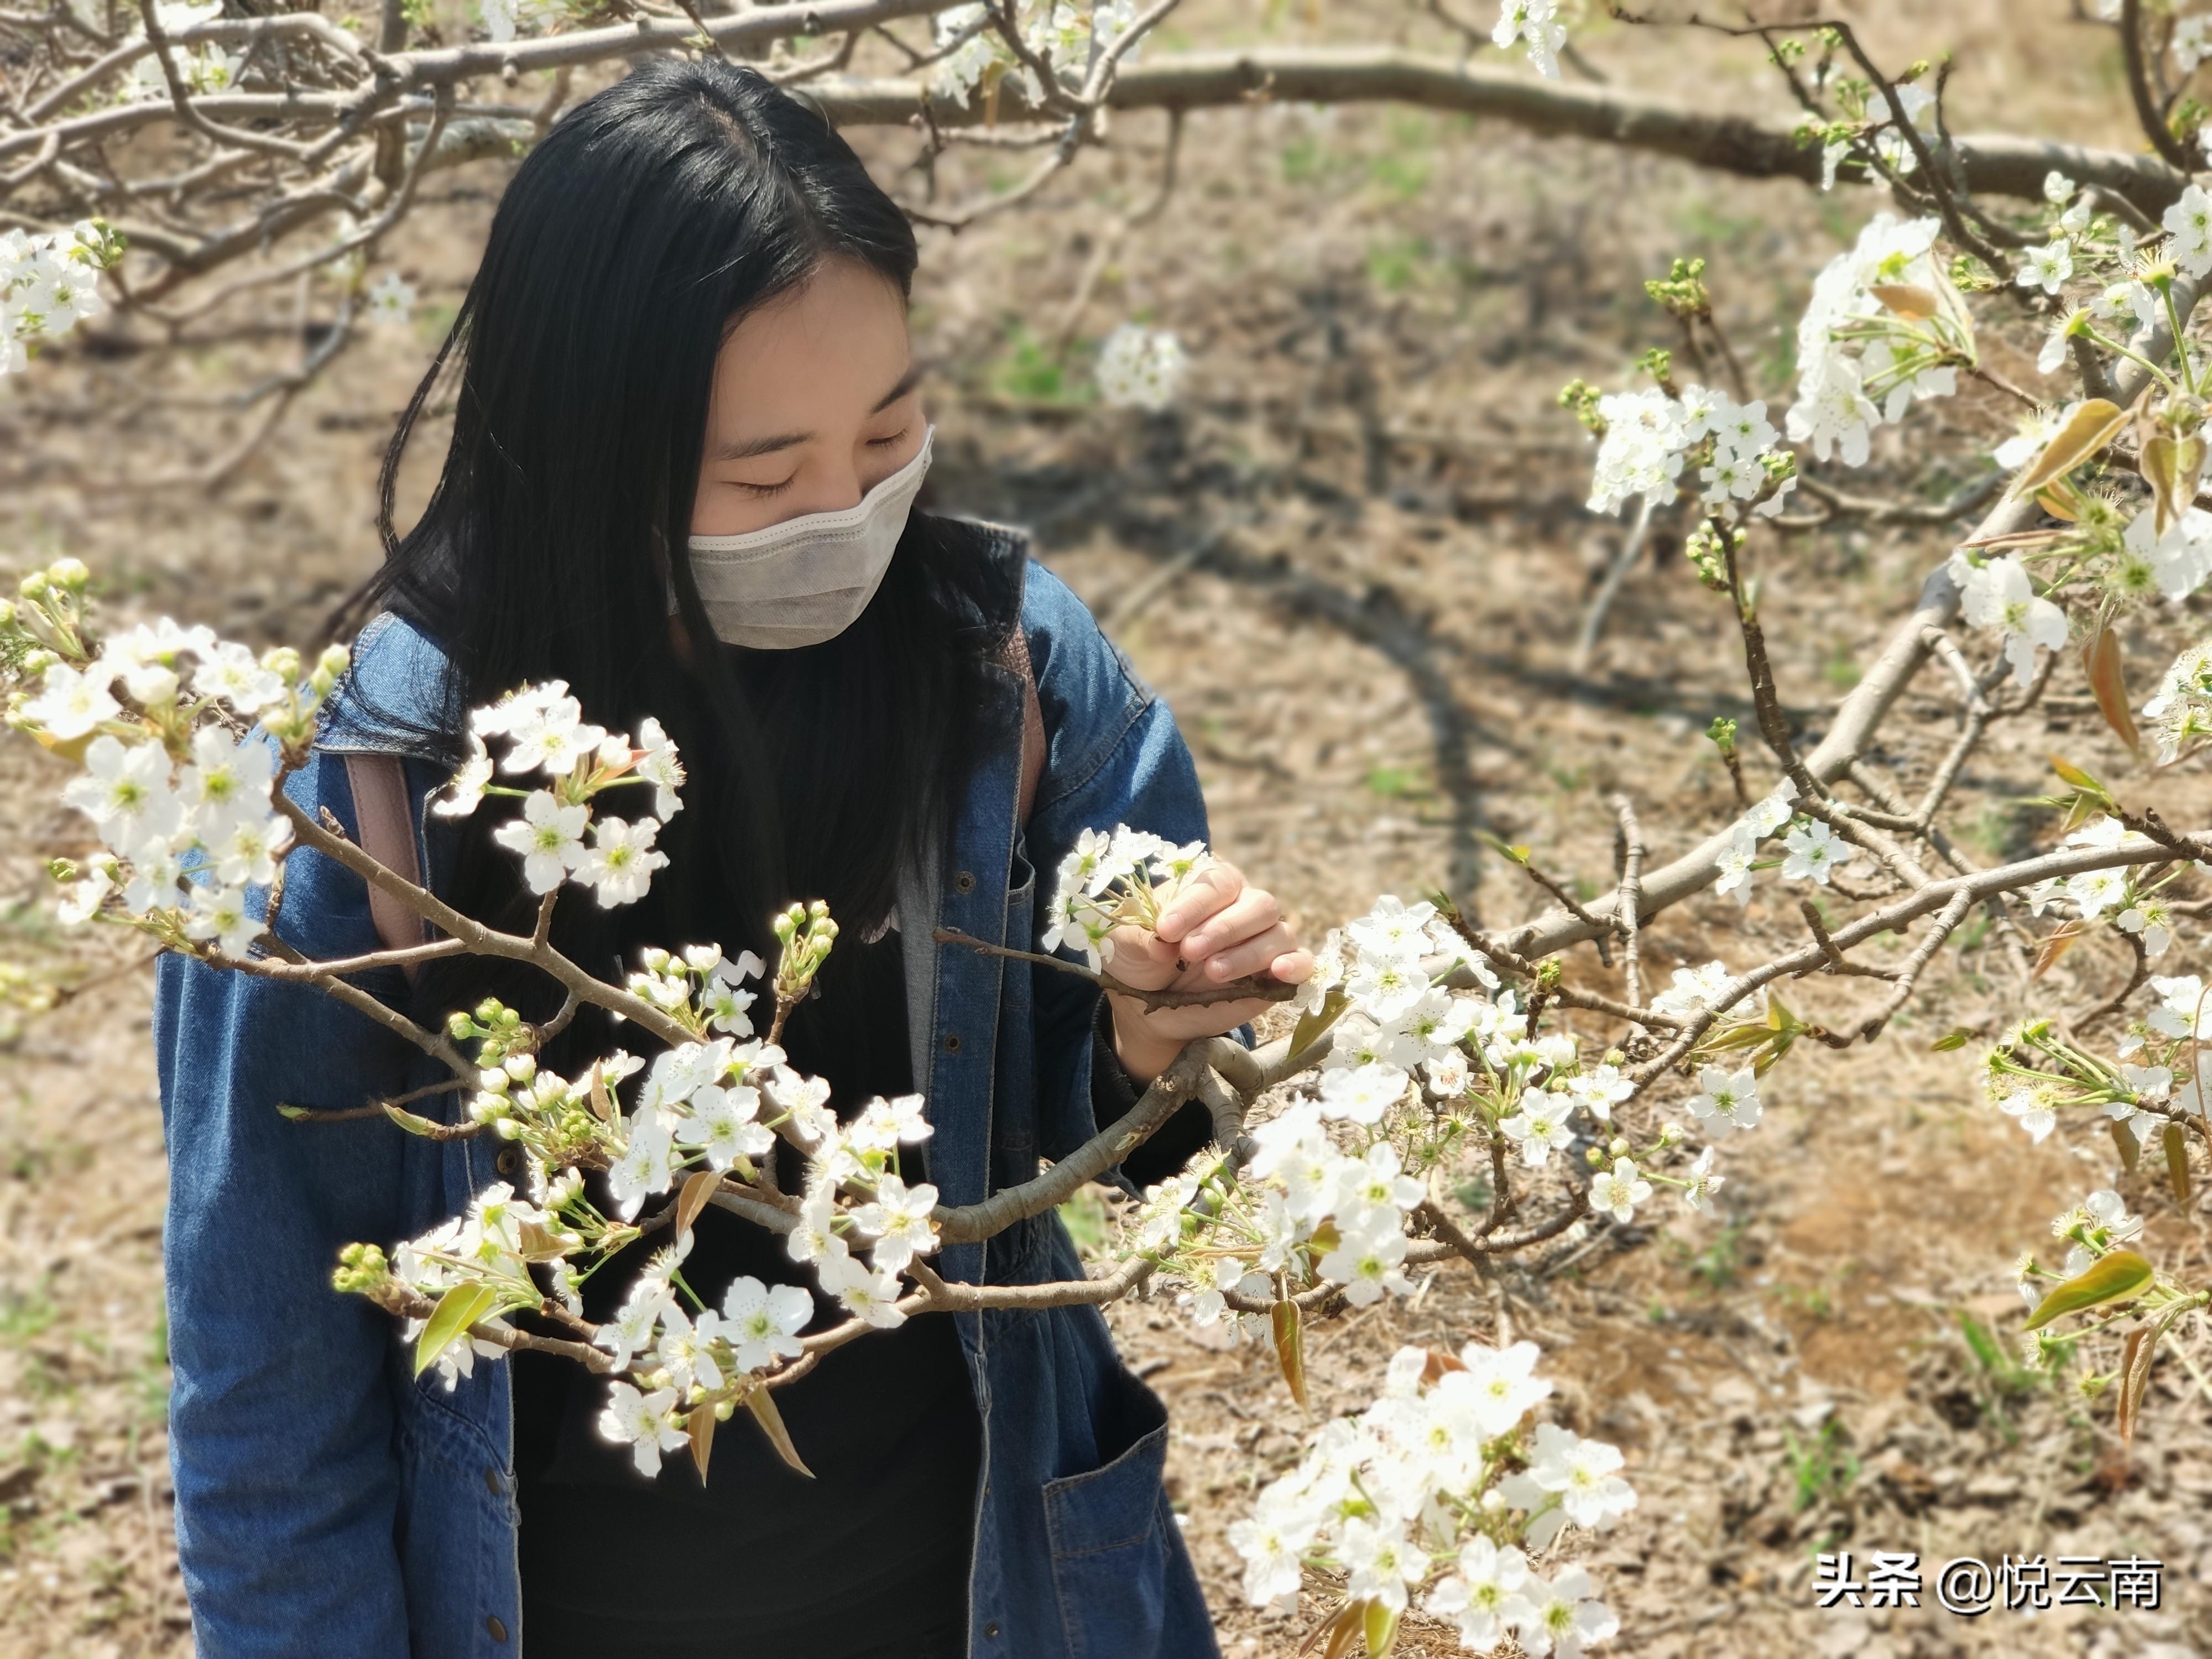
[686,1402,718,1480]
[2081,628,2141,756]
[674,1167,722,1243]
[1272,1298,1308,1410]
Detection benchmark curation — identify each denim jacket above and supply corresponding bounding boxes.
[154,524,1223,1659]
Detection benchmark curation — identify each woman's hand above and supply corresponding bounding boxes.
[1104,860,1314,1084]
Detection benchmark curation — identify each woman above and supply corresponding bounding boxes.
[155,57,1312,1659]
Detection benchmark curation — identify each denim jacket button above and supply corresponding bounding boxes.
[486,1614,509,1642]
[954,870,977,893]
[942,1031,962,1054]
[983,1622,1000,1639]
[494,1146,521,1177]
[483,1464,500,1495]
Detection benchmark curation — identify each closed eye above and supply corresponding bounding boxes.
[731,476,795,498]
[867,425,912,449]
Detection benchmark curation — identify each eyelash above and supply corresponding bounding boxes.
[732,427,912,497]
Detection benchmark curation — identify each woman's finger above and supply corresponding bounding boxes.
[1182,886,1281,962]
[1198,919,1298,984]
[1103,922,1178,990]
[1152,860,1244,944]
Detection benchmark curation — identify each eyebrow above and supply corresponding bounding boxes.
[708,363,922,463]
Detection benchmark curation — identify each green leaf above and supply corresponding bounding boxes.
[1285,988,1350,1073]
[383,1103,447,1138]
[1363,1599,1401,1658]
[2047,753,2109,796]
[413,1283,498,1379]
[2023,1249,2154,1331]
[1929,1027,1976,1052]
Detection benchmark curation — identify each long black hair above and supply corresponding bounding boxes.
[347,59,1013,1070]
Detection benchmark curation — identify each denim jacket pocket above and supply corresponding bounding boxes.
[1041,1365,1175,1659]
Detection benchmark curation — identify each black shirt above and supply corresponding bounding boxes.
[513,927,979,1657]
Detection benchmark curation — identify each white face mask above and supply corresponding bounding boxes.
[682,425,933,649]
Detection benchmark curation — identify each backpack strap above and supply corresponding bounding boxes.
[342,752,427,982]
[1005,623,1046,826]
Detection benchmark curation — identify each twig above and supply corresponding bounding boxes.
[931,925,1297,1008]
[1572,493,1656,672]
[1611,794,1644,1013]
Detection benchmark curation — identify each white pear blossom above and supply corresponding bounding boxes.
[1681,1145,1726,1216]
[1650,959,1731,1019]
[818,1252,908,1328]
[1686,1066,1762,1137]
[2015,239,2073,295]
[1498,1089,1576,1166]
[1493,0,1567,78]
[1512,1566,1619,1659]
[1428,1536,1535,1652]
[1998,1086,2057,1144]
[1095,324,1186,411]
[720,1276,813,1373]
[598,1380,686,1477]
[573,815,666,906]
[1587,1157,1652,1224]
[1959,556,2068,688]
[1316,1062,1409,1125]
[849,1174,941,1272]
[491,789,589,895]
[1318,1227,1415,1306]
[1780,821,1856,886]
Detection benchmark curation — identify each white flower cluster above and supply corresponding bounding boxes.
[1491,0,1568,79]
[1041,822,1216,970]
[1095,322,1187,413]
[1986,951,2194,1147]
[3,221,119,377]
[388,983,947,1470]
[2178,13,2212,75]
[930,0,1142,107]
[437,681,685,909]
[10,576,347,959]
[2143,639,2212,763]
[1707,782,1888,906]
[1787,215,1956,468]
[124,1,242,100]
[1135,894,1720,1342]
[1584,383,1795,520]
[1231,1339,1628,1657]
[1801,82,1938,192]
[479,0,565,43]
[393,1180,560,1389]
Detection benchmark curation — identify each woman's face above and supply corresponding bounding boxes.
[691,259,925,538]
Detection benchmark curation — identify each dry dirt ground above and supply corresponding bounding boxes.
[5,2,2212,1655]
